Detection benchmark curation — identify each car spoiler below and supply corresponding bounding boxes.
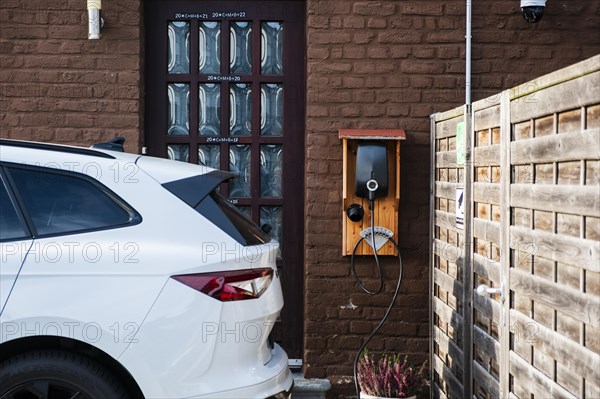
[162,171,235,208]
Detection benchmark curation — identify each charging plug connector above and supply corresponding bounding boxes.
[366,179,378,210]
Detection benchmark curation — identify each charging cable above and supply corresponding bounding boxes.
[350,179,404,398]
[351,179,384,295]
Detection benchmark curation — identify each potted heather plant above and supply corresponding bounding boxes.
[357,350,429,399]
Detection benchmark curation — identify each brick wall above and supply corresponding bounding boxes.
[0,0,143,152]
[304,0,599,397]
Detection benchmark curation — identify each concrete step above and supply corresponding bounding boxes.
[292,373,331,399]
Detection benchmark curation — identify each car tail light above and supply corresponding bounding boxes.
[172,268,274,301]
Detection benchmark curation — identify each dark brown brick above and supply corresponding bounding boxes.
[367,17,387,29]
[353,2,395,16]
[342,15,365,29]
[399,3,443,16]
[378,31,422,44]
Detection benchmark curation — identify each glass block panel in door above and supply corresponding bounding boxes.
[230,22,252,74]
[199,83,220,136]
[261,22,283,75]
[167,83,190,135]
[261,84,283,136]
[260,206,282,243]
[260,145,282,197]
[167,144,189,162]
[229,145,251,197]
[198,145,220,169]
[230,84,252,136]
[168,21,190,74]
[199,21,221,74]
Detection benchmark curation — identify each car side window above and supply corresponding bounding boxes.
[0,178,28,241]
[6,166,138,237]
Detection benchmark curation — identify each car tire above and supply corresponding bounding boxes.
[0,350,130,399]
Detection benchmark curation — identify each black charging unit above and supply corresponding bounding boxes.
[355,141,388,201]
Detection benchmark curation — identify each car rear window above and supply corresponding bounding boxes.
[5,166,141,237]
[162,172,271,246]
[0,176,29,242]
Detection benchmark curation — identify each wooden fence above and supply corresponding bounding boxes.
[430,55,600,398]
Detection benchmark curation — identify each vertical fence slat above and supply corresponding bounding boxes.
[429,114,437,398]
[462,105,474,399]
[499,89,511,399]
[431,109,466,399]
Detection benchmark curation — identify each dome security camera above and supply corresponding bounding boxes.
[521,0,547,23]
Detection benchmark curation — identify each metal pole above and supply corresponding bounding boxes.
[466,0,472,107]
[463,1,474,399]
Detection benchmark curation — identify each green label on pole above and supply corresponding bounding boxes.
[456,121,465,166]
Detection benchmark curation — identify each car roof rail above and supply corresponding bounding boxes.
[0,139,116,159]
[91,137,125,152]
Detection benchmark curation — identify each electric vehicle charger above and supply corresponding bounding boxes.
[350,181,404,399]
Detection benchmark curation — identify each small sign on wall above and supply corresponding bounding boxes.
[456,188,464,229]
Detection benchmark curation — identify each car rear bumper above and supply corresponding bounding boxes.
[119,273,289,398]
[192,343,293,399]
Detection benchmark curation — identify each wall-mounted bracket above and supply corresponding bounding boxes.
[339,129,406,256]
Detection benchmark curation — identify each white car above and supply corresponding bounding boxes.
[0,138,293,399]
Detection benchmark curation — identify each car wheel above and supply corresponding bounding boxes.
[0,351,129,399]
